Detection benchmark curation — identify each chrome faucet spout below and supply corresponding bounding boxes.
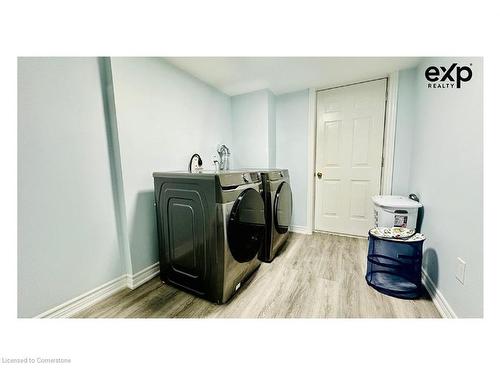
[216,144,230,170]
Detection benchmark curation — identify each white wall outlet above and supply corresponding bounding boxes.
[455,257,466,285]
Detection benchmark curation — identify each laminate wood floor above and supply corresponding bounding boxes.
[74,232,440,318]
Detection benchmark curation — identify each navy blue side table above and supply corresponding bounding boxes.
[365,229,425,299]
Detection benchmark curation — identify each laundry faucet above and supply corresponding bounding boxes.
[216,144,230,170]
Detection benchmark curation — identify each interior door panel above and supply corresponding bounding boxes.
[315,79,387,236]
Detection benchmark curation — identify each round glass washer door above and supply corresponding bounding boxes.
[228,188,266,263]
[274,182,292,234]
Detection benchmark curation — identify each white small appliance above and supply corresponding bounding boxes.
[372,195,422,230]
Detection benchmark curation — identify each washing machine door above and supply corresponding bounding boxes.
[274,181,292,234]
[228,188,265,263]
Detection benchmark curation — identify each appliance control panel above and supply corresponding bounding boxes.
[266,169,289,181]
[242,172,260,184]
[218,171,261,187]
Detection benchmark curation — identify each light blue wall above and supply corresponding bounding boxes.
[410,57,483,318]
[275,90,310,228]
[110,57,232,273]
[231,89,275,168]
[18,57,123,317]
[18,57,233,316]
[392,68,417,196]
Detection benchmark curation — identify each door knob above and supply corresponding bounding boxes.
[316,172,323,179]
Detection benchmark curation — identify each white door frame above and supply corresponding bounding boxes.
[306,72,399,234]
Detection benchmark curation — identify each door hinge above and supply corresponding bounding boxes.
[381,156,384,167]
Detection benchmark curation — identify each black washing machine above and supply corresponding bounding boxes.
[259,169,293,262]
[153,170,265,304]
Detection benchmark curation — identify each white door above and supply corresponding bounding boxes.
[314,79,387,236]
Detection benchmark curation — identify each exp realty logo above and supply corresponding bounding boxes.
[425,63,473,89]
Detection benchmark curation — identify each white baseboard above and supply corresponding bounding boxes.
[36,261,452,318]
[313,229,367,239]
[290,225,313,235]
[35,275,128,318]
[36,262,160,318]
[422,269,457,319]
[127,262,160,289]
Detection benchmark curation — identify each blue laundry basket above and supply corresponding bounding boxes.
[366,229,425,299]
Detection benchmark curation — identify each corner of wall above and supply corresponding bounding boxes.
[392,67,418,196]
[99,57,133,276]
[267,90,277,168]
[306,88,316,232]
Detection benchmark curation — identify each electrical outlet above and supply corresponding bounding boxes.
[455,257,466,285]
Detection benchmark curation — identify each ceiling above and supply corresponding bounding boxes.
[165,57,422,96]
